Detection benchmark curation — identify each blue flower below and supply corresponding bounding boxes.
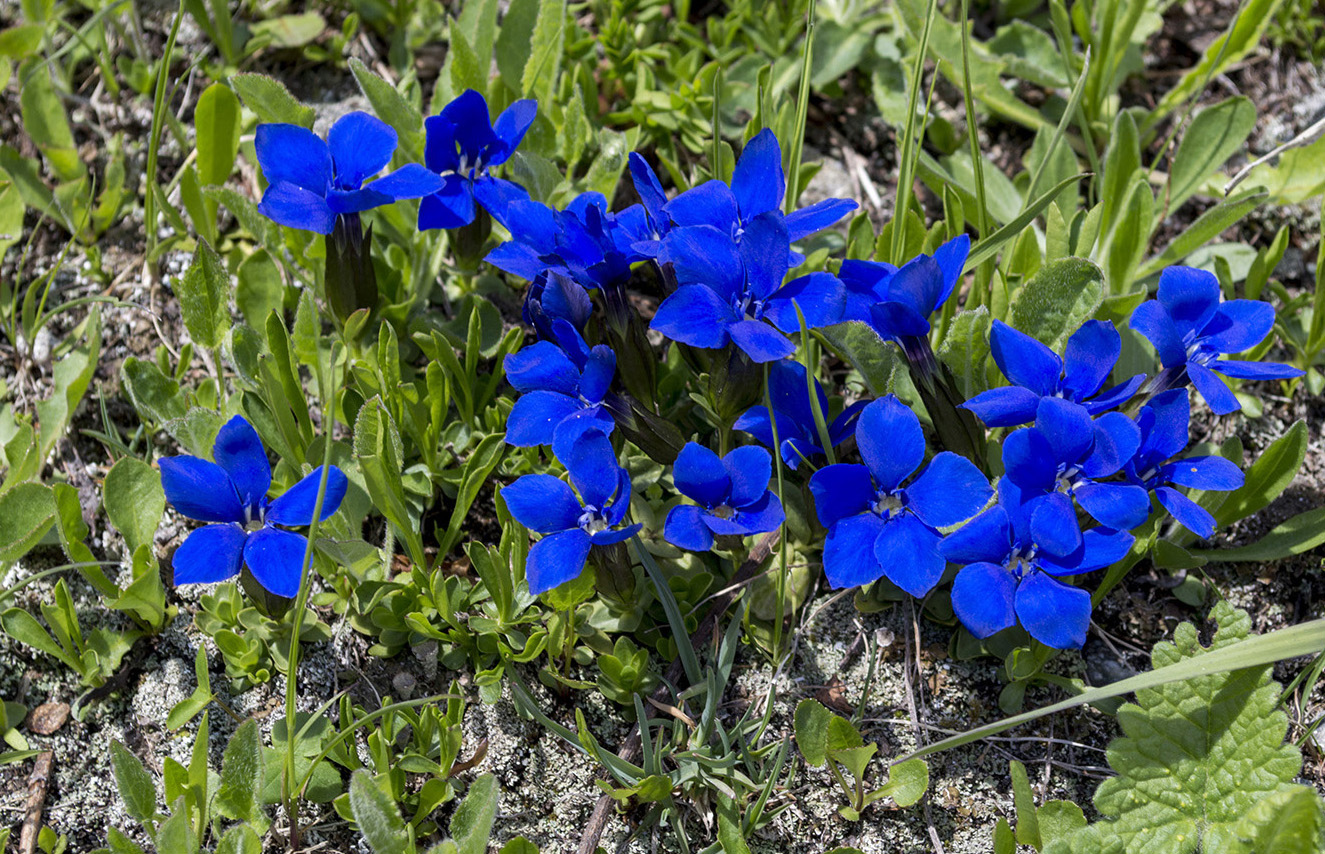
[500,426,640,593]
[419,90,537,230]
[627,152,672,257]
[522,270,593,341]
[867,235,969,343]
[940,478,1134,649]
[809,396,991,596]
[164,416,348,599]
[837,258,897,324]
[487,192,644,292]
[650,212,845,362]
[1124,389,1245,538]
[1129,266,1303,414]
[255,112,443,235]
[503,321,616,447]
[1001,398,1150,531]
[663,444,784,551]
[733,359,866,469]
[962,320,1146,428]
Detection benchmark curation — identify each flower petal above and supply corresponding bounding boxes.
[1188,362,1241,415]
[883,254,945,319]
[666,181,740,232]
[1157,266,1220,338]
[472,176,531,229]
[907,452,992,529]
[731,128,784,219]
[365,163,446,200]
[258,182,335,234]
[1156,486,1216,539]
[243,526,309,599]
[527,529,593,594]
[784,198,857,241]
[211,416,271,511]
[856,396,925,493]
[1081,411,1141,478]
[717,491,784,535]
[417,175,476,230]
[1002,428,1057,494]
[809,464,877,528]
[1138,388,1191,462]
[1061,319,1120,401]
[423,115,461,173]
[728,319,796,363]
[989,320,1062,396]
[505,391,584,447]
[579,346,616,403]
[266,466,349,526]
[1129,299,1188,368]
[665,504,715,551]
[1200,299,1275,354]
[940,506,1013,565]
[1211,359,1304,381]
[1029,493,1083,559]
[488,99,538,166]
[723,445,773,508]
[557,427,621,509]
[763,272,846,332]
[874,513,946,597]
[327,111,396,189]
[500,474,583,533]
[951,562,1017,638]
[438,89,499,163]
[1160,455,1244,491]
[255,123,331,194]
[504,341,581,395]
[932,233,971,308]
[172,524,246,585]
[1035,397,1095,464]
[673,442,731,507]
[629,152,669,227]
[1083,374,1146,415]
[1074,482,1151,531]
[740,211,790,300]
[1015,572,1090,649]
[822,513,888,588]
[326,185,394,216]
[961,386,1043,428]
[590,522,641,546]
[651,285,738,349]
[160,456,243,523]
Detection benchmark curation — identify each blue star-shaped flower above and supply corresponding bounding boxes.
[255,112,443,235]
[940,478,1134,649]
[733,359,866,470]
[502,321,617,447]
[522,270,593,342]
[866,235,969,346]
[626,152,672,258]
[1129,266,1303,414]
[164,416,348,599]
[1124,389,1245,538]
[809,396,991,596]
[486,192,645,293]
[962,319,1146,428]
[500,427,640,593]
[663,444,784,551]
[418,89,537,230]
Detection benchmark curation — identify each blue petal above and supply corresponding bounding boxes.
[1200,299,1274,354]
[855,396,925,493]
[907,452,992,529]
[438,89,499,164]
[666,181,740,231]
[1074,527,1134,572]
[1002,428,1057,494]
[1156,486,1216,539]
[673,442,731,507]
[266,466,348,526]
[505,391,584,447]
[504,341,580,395]
[767,358,824,436]
[732,128,784,219]
[785,198,857,241]
[651,285,738,349]
[172,524,246,585]
[590,522,641,546]
[874,513,946,597]
[822,514,887,588]
[258,182,335,234]
[484,241,547,281]
[1160,455,1244,491]
[723,445,772,508]
[1189,362,1241,415]
[417,175,476,230]
[665,505,715,551]
[763,273,846,332]
[715,491,784,536]
[1074,482,1151,531]
[931,234,971,308]
[733,405,799,456]
[829,400,869,446]
[160,456,243,523]
[579,347,616,403]
[809,464,876,528]
[1138,389,1191,462]
[989,320,1061,396]
[603,467,634,527]
[326,185,394,216]
[527,529,593,594]
[1034,397,1095,464]
[365,163,445,200]
[1083,374,1146,414]
[1029,493,1083,559]
[869,301,930,339]
[961,386,1043,428]
[660,225,743,298]
[500,474,583,533]
[940,506,1013,565]
[327,111,396,189]
[740,211,791,300]
[558,427,621,509]
[728,320,795,363]
[1157,266,1220,339]
[488,99,538,166]
[255,124,331,194]
[1015,572,1090,649]
[243,526,309,599]
[423,115,461,173]
[1082,412,1141,478]
[951,562,1018,638]
[212,416,271,511]
[472,176,531,230]
[1061,319,1120,401]
[628,153,669,227]
[1129,300,1188,368]
[1211,359,1304,381]
[883,254,945,318]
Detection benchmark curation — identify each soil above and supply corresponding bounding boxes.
[0,1,1322,852]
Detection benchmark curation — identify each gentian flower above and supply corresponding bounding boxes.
[650,213,845,362]
[733,359,866,469]
[487,192,643,293]
[663,444,784,551]
[503,321,616,447]
[837,259,897,324]
[419,89,537,230]
[627,152,672,257]
[1124,389,1245,538]
[940,478,1134,649]
[809,396,991,596]
[522,270,593,341]
[255,112,443,235]
[1129,266,1303,414]
[962,320,1146,428]
[165,416,348,599]
[1001,398,1150,532]
[866,235,970,368]
[500,426,640,593]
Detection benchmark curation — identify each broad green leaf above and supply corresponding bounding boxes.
[248,12,325,48]
[177,238,231,349]
[0,168,24,262]
[121,357,187,425]
[450,773,498,854]
[879,757,928,808]
[106,827,148,854]
[1008,258,1104,352]
[987,21,1067,87]
[717,794,751,854]
[349,770,409,854]
[155,798,197,854]
[1229,786,1324,854]
[0,24,42,58]
[938,307,991,398]
[349,58,423,159]
[447,26,485,99]
[1193,506,1325,563]
[793,698,834,767]
[1105,180,1153,293]
[1043,603,1317,854]
[1011,759,1040,847]
[110,741,157,823]
[819,321,903,396]
[0,606,79,671]
[1038,801,1088,846]
[437,433,505,556]
[1167,97,1256,211]
[521,0,565,103]
[195,83,242,187]
[455,0,500,68]
[215,824,262,854]
[498,839,539,854]
[235,248,284,329]
[229,73,314,128]
[102,458,164,556]
[494,0,540,86]
[18,58,83,180]
[0,482,55,562]
[36,308,100,460]
[1213,420,1306,528]
[1136,191,1266,279]
[1247,135,1325,205]
[1099,112,1141,244]
[216,719,265,829]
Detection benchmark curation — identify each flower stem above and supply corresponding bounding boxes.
[764,363,791,659]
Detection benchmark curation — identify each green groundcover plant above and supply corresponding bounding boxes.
[0,0,1323,850]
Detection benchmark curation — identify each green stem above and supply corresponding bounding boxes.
[763,363,791,659]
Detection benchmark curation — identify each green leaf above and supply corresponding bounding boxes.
[1010,759,1041,847]
[1043,603,1319,854]
[450,773,498,854]
[195,83,242,187]
[1229,786,1324,854]
[498,838,539,854]
[879,758,928,808]
[177,238,231,349]
[793,698,834,767]
[229,73,314,128]
[166,646,212,731]
[1008,257,1105,352]
[18,58,83,180]
[214,824,262,854]
[215,719,264,829]
[103,458,165,556]
[0,168,25,263]
[494,0,540,87]
[717,794,751,854]
[1167,97,1256,211]
[235,249,284,330]
[110,741,157,823]
[1136,190,1265,279]
[1,607,79,671]
[121,357,187,425]
[1213,420,1306,529]
[1038,800,1088,846]
[155,797,198,854]
[36,308,100,460]
[520,0,565,104]
[349,58,423,159]
[0,482,55,562]
[1193,506,1325,563]
[248,12,325,48]
[937,307,991,398]
[353,398,422,567]
[819,321,904,396]
[348,770,409,854]
[106,827,148,854]
[437,434,505,556]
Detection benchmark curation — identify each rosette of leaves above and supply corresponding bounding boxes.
[1030,602,1325,854]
